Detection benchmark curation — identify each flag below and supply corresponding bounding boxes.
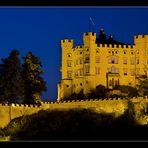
[89,17,95,26]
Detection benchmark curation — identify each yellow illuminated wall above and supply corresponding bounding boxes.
[58,32,148,101]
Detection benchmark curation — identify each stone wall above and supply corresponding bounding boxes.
[0,97,147,128]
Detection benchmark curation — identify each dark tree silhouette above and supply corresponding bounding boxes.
[22,52,47,104]
[0,49,25,103]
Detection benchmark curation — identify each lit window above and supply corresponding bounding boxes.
[115,80,118,86]
[79,58,83,64]
[130,58,135,65]
[130,69,135,76]
[109,80,112,86]
[85,54,90,63]
[67,60,72,67]
[123,58,127,64]
[108,56,118,64]
[95,67,100,75]
[85,65,90,73]
[74,71,78,77]
[67,71,72,78]
[110,66,119,74]
[136,59,139,64]
[96,56,100,63]
[79,69,83,76]
[123,68,128,75]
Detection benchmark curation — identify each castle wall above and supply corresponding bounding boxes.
[0,97,148,128]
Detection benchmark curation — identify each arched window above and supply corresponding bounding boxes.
[108,56,118,64]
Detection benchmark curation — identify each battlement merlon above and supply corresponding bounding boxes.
[97,43,135,49]
[61,39,74,47]
[83,32,97,37]
[134,35,148,43]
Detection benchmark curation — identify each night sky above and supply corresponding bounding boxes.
[0,7,147,101]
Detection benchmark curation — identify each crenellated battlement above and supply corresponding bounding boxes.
[61,39,74,43]
[97,43,135,49]
[75,45,83,49]
[0,97,148,128]
[134,35,148,39]
[83,32,96,36]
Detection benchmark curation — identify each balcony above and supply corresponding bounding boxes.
[106,72,120,77]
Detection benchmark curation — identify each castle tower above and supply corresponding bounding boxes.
[134,35,148,77]
[82,32,97,95]
[57,39,74,101]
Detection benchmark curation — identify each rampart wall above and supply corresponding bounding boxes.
[0,97,148,128]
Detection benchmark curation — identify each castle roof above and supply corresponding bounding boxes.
[95,29,126,45]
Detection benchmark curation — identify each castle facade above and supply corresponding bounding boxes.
[57,29,148,101]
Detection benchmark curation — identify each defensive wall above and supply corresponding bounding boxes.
[0,97,148,128]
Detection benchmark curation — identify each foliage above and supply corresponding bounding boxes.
[63,89,86,101]
[0,50,25,103]
[114,85,139,97]
[22,52,47,104]
[88,85,107,99]
[138,77,148,96]
[3,106,148,141]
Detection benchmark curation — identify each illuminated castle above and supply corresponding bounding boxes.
[57,29,148,101]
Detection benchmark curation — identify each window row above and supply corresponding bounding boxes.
[109,78,119,86]
[67,56,100,67]
[67,67,100,78]
[67,68,140,78]
[108,51,137,55]
[108,57,139,65]
[67,58,140,66]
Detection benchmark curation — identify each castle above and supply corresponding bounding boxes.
[57,29,148,101]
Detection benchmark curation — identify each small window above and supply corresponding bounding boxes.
[115,51,118,54]
[96,50,99,53]
[109,80,112,86]
[66,85,69,87]
[96,56,100,63]
[109,51,111,53]
[112,51,114,54]
[86,49,89,51]
[124,51,126,54]
[80,52,82,54]
[80,83,82,86]
[131,51,133,55]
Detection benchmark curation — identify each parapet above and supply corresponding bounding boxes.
[61,39,74,43]
[97,43,135,49]
[134,35,148,41]
[83,32,96,36]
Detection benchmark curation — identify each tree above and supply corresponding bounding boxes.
[22,52,47,104]
[88,85,107,99]
[0,50,25,103]
[138,77,148,96]
[114,85,138,97]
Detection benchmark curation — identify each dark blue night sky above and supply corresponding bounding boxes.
[0,7,147,101]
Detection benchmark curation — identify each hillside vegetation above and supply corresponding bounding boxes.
[1,106,148,141]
